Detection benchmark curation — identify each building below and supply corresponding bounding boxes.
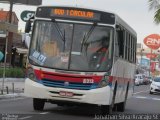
[0,9,26,67]
[136,43,160,76]
[0,9,18,24]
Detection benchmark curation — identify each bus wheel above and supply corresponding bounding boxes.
[33,98,45,111]
[57,103,65,107]
[149,90,153,94]
[100,105,111,115]
[117,82,129,112]
[116,102,125,112]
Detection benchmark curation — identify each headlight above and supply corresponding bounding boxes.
[26,67,36,81]
[98,80,108,88]
[98,76,110,88]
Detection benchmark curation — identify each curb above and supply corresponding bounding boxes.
[0,78,25,82]
[0,93,24,100]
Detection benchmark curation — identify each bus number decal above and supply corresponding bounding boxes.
[38,54,46,63]
[32,51,40,58]
[30,50,46,65]
[83,79,94,84]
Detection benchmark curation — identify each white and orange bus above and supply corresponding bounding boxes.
[24,6,137,114]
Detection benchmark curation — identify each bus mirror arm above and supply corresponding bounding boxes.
[80,23,97,52]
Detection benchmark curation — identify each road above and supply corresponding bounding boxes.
[0,84,160,120]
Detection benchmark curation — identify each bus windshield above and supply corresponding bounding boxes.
[29,20,114,72]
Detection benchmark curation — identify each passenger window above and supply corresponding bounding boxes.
[116,25,124,58]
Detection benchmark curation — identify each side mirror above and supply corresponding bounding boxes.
[25,20,31,33]
[116,25,121,31]
[25,16,34,33]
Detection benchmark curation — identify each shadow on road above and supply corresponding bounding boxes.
[44,105,101,117]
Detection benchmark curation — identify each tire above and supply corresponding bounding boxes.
[33,98,45,111]
[100,105,111,115]
[57,104,64,107]
[149,91,153,94]
[117,82,129,112]
[116,102,125,112]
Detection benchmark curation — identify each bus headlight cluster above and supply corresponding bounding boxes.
[98,80,108,88]
[98,76,109,88]
[26,67,36,81]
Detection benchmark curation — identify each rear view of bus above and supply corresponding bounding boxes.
[24,6,137,114]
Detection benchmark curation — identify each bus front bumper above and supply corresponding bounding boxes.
[24,78,112,105]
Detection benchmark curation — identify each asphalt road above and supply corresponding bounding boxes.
[0,84,160,120]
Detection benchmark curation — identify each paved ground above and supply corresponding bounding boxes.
[0,84,160,120]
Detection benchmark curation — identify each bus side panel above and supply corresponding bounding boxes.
[111,59,135,104]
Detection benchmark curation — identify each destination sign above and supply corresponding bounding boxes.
[36,7,115,24]
[50,8,100,20]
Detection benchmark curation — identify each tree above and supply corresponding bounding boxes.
[148,0,160,24]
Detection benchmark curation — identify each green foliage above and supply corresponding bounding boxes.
[0,68,25,78]
[148,0,160,24]
[154,9,160,24]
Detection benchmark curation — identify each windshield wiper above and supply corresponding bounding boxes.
[80,32,87,52]
[63,29,66,52]
[52,19,66,51]
[81,23,97,52]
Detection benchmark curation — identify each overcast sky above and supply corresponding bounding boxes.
[0,0,160,45]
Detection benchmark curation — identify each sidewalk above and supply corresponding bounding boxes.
[0,78,25,82]
[0,93,24,99]
[0,78,25,99]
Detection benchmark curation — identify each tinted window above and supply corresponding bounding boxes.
[154,77,160,82]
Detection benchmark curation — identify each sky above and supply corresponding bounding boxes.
[0,0,160,46]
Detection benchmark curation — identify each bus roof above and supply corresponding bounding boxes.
[115,15,137,37]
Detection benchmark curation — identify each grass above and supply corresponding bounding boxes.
[0,67,25,78]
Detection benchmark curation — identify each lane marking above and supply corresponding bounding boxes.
[40,112,49,114]
[152,98,160,101]
[19,116,32,120]
[135,96,147,99]
[133,90,150,95]
[133,96,160,101]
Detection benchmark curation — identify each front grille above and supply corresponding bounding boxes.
[41,79,98,90]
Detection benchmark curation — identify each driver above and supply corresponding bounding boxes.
[97,36,109,53]
[89,36,110,69]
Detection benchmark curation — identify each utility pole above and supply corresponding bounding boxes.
[2,30,9,94]
[149,49,153,76]
[9,0,13,23]
[140,48,144,65]
[2,0,13,94]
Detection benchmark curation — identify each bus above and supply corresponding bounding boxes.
[24,6,137,114]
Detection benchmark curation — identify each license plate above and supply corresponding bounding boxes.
[59,91,73,97]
